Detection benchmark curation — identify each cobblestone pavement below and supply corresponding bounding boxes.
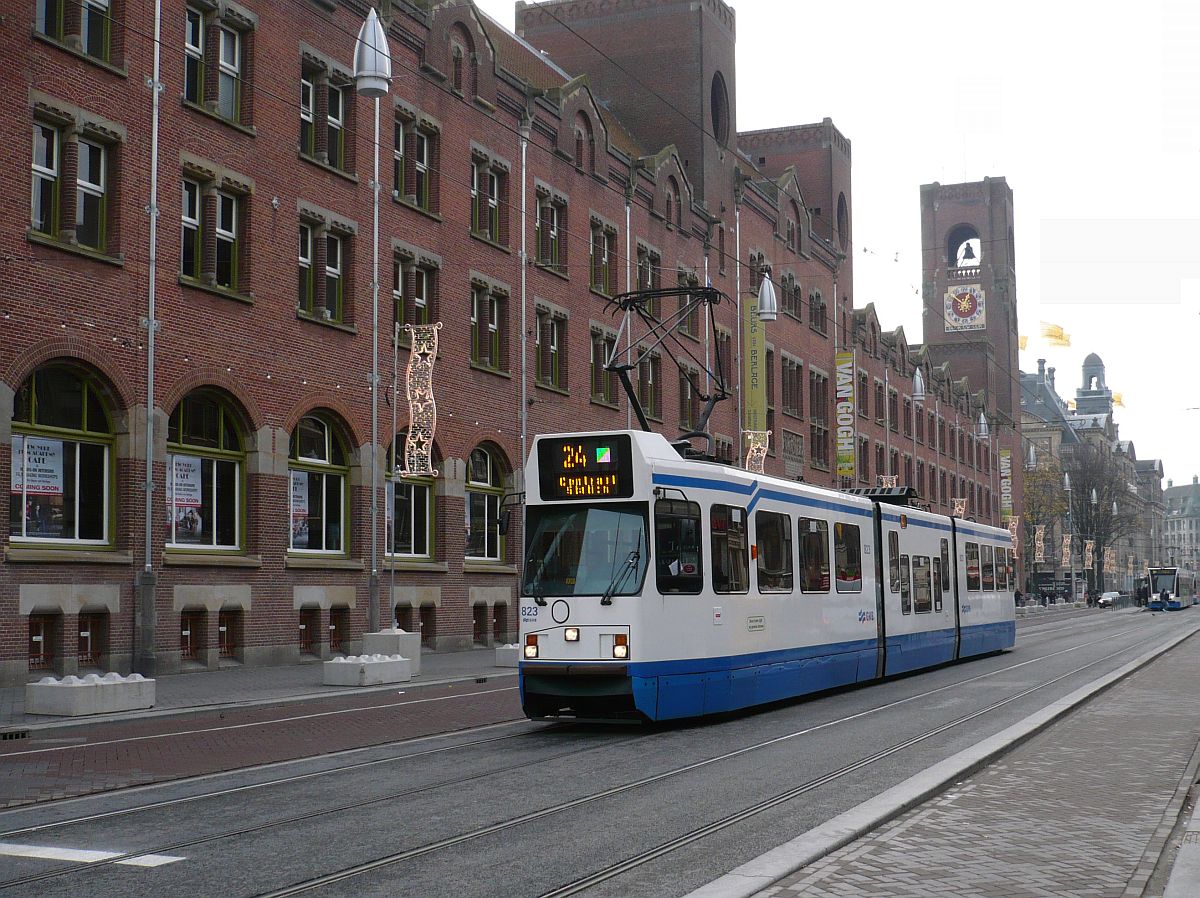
[753,636,1200,898]
[0,678,523,808]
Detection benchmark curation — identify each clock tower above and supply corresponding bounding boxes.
[919,177,1019,431]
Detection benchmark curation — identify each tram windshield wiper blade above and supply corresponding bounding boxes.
[601,550,639,606]
[525,554,548,606]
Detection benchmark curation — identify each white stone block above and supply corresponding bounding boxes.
[362,629,422,676]
[25,672,155,717]
[322,653,412,687]
[495,644,519,668]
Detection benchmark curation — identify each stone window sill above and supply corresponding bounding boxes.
[297,309,357,334]
[27,230,124,266]
[464,562,517,575]
[180,275,254,305]
[469,361,512,379]
[163,551,263,568]
[286,555,363,570]
[6,547,132,564]
[391,194,442,222]
[181,98,257,137]
[298,151,357,183]
[32,30,128,77]
[384,559,448,573]
[470,232,511,254]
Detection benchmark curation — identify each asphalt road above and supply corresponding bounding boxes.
[0,609,1188,898]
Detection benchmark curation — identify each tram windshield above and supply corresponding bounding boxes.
[1151,571,1177,595]
[523,503,648,598]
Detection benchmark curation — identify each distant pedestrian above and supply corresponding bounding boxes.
[1014,587,1023,606]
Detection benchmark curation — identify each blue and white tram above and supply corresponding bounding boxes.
[1148,567,1197,610]
[518,430,1016,722]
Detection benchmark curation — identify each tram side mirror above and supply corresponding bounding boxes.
[498,512,511,536]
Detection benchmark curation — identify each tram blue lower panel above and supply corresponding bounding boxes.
[628,639,877,720]
[1168,601,1184,611]
[958,620,1016,657]
[884,628,956,677]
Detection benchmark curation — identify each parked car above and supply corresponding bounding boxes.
[1098,591,1120,608]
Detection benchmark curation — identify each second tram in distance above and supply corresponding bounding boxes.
[1148,566,1198,610]
[519,430,1016,722]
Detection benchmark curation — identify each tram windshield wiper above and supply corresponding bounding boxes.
[525,554,548,606]
[601,550,640,606]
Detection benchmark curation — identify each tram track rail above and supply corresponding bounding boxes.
[0,620,1170,896]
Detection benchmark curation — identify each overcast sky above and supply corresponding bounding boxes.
[477,0,1200,487]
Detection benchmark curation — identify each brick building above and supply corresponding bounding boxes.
[2,0,1014,685]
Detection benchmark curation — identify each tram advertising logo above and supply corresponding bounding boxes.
[858,609,876,623]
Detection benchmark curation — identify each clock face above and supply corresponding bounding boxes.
[944,285,986,332]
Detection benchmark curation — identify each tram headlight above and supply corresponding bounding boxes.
[564,627,580,642]
[524,635,539,659]
[613,633,629,660]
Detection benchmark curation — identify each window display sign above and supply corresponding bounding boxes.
[11,436,65,538]
[291,470,310,547]
[170,454,205,543]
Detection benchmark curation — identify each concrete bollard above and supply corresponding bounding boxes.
[26,672,155,716]
[322,653,412,687]
[495,644,519,668]
[362,629,422,676]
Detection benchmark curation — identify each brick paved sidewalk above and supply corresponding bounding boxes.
[754,635,1200,898]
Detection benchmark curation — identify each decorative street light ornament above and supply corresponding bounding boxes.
[400,322,442,477]
[978,410,989,439]
[1061,535,1071,567]
[354,8,392,99]
[756,275,778,321]
[1084,539,1094,562]
[744,430,771,473]
[1034,525,1045,562]
[952,497,967,517]
[1007,515,1020,544]
[881,475,898,488]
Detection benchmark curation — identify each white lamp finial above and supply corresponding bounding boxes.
[354,8,392,99]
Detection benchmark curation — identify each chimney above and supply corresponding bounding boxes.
[1037,358,1046,381]
[1048,367,1056,392]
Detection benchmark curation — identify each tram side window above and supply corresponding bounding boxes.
[940,539,951,592]
[888,531,900,593]
[982,545,995,591]
[798,517,830,593]
[711,504,749,594]
[965,542,981,591]
[912,555,933,613]
[900,555,912,614]
[834,522,863,593]
[655,499,703,594]
[995,547,1008,591]
[932,557,944,612]
[755,510,793,593]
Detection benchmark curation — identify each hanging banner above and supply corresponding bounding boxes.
[1126,555,1134,575]
[170,454,205,544]
[834,350,856,478]
[1102,548,1111,573]
[1034,525,1045,562]
[1061,535,1071,568]
[1007,514,1020,544]
[11,435,66,538]
[998,449,1013,519]
[290,470,310,548]
[742,292,767,433]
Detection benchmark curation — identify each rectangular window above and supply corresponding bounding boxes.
[388,479,430,557]
[218,27,240,121]
[298,224,313,312]
[327,86,345,170]
[166,453,239,549]
[470,288,503,369]
[31,124,59,237]
[755,510,793,593]
[81,0,111,62]
[591,227,616,294]
[940,538,951,592]
[912,555,933,613]
[655,498,703,594]
[36,0,65,40]
[472,163,500,240]
[834,522,863,593]
[10,435,108,544]
[638,355,660,419]
[966,541,981,591]
[678,369,698,431]
[537,200,563,268]
[300,78,314,155]
[932,557,944,612]
[591,333,617,404]
[214,191,237,289]
[982,544,995,590]
[185,9,204,103]
[290,468,344,553]
[798,517,830,593]
[859,372,869,419]
[900,555,912,613]
[711,505,749,594]
[75,140,106,251]
[325,233,343,321]
[995,547,1008,591]
[888,530,900,593]
[413,131,430,209]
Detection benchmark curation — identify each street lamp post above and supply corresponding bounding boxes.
[1064,472,1075,601]
[1090,487,1099,595]
[355,8,392,634]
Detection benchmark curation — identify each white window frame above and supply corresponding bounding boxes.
[75,140,106,249]
[165,452,241,550]
[218,26,240,120]
[325,233,342,319]
[185,8,204,102]
[215,190,237,287]
[10,435,110,546]
[31,123,58,234]
[386,476,432,559]
[181,178,200,276]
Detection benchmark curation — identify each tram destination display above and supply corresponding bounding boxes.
[537,434,634,500]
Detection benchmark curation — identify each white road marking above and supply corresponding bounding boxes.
[0,841,184,866]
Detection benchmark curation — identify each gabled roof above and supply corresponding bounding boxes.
[476,7,571,89]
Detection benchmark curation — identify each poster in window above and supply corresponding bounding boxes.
[290,470,310,548]
[171,454,205,544]
[12,436,66,537]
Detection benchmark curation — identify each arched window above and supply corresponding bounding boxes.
[667,176,682,229]
[387,435,436,560]
[11,364,113,545]
[451,44,464,93]
[465,446,504,561]
[289,414,349,554]
[167,391,244,549]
